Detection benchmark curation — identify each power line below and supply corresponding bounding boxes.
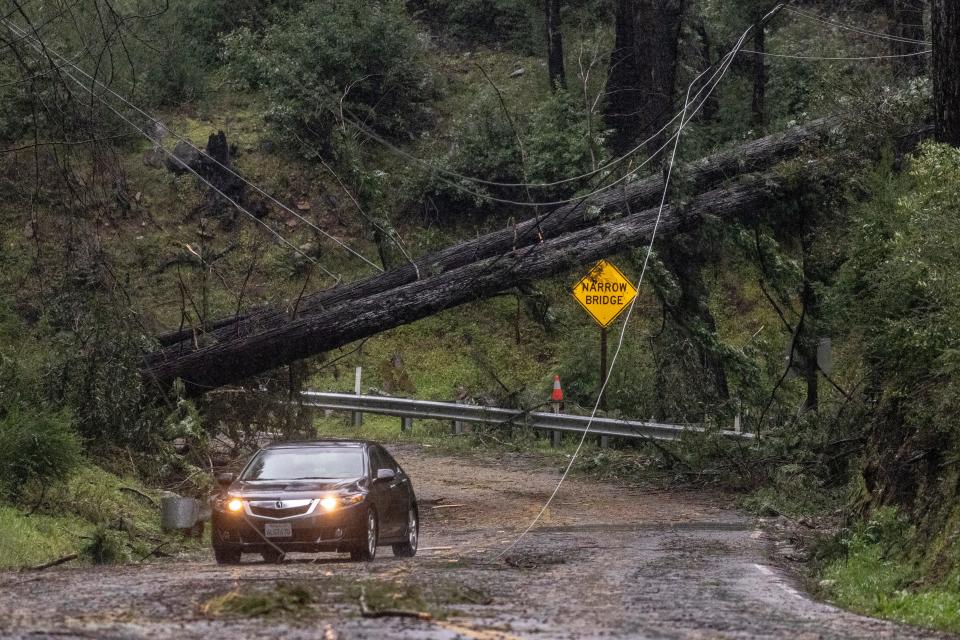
[284,126,421,279]
[2,18,341,282]
[743,48,932,61]
[340,82,695,191]
[336,43,743,210]
[2,18,384,274]
[494,3,772,559]
[453,10,777,325]
[333,56,735,203]
[785,6,930,46]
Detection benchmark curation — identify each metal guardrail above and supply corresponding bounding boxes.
[300,392,753,442]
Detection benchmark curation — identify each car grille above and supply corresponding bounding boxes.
[248,500,313,519]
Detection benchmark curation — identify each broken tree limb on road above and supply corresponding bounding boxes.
[145,175,788,394]
[152,117,838,354]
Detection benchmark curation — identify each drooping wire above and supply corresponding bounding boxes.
[494,2,793,558]
[742,49,931,61]
[785,5,930,46]
[330,56,737,206]
[1,18,342,282]
[283,126,421,279]
[1,17,385,274]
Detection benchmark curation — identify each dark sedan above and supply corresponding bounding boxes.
[211,440,418,563]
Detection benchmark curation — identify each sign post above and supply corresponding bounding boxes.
[572,259,639,415]
[599,327,608,411]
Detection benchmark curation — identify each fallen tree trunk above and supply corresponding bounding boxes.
[152,117,837,355]
[146,174,787,394]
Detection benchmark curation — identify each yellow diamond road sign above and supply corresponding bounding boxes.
[572,259,638,328]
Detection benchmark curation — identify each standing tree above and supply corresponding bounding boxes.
[933,0,960,145]
[751,9,767,130]
[887,0,927,78]
[694,13,719,122]
[545,0,566,91]
[603,0,686,153]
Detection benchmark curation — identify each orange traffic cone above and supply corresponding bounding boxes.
[550,375,564,413]
[550,375,564,402]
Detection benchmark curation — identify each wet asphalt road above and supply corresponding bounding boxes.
[0,445,953,639]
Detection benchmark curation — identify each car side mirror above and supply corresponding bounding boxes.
[375,468,396,483]
[216,472,235,488]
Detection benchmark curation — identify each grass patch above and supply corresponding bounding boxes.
[201,577,489,620]
[815,507,960,634]
[202,582,317,618]
[351,577,490,619]
[0,506,90,569]
[0,464,200,570]
[821,546,960,633]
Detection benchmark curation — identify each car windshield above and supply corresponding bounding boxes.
[240,448,364,481]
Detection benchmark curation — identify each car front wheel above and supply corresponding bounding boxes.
[350,509,378,562]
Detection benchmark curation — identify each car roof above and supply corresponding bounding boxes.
[262,439,372,450]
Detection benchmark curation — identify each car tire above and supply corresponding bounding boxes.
[350,509,378,562]
[392,506,418,558]
[261,548,284,564]
[213,547,241,565]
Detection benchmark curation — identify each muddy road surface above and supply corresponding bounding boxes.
[0,445,951,639]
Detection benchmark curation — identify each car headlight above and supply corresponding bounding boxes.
[319,493,365,512]
[213,496,244,513]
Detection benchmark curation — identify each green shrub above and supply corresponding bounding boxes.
[0,407,82,501]
[82,525,132,565]
[223,0,429,152]
[434,89,606,211]
[410,0,541,52]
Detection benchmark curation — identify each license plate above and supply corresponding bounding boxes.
[264,523,292,538]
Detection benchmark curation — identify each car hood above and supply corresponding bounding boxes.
[229,477,365,500]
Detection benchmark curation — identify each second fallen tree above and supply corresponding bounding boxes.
[146,174,792,394]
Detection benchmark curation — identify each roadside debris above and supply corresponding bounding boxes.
[359,585,432,621]
[26,554,79,572]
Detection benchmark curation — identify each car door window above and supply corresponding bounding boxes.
[375,446,399,473]
[380,449,404,476]
[369,448,387,477]
[369,446,402,535]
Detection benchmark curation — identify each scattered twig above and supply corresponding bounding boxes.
[119,486,158,507]
[138,541,172,562]
[431,504,465,510]
[26,553,79,571]
[761,503,816,528]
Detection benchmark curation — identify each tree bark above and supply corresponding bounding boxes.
[545,0,566,91]
[888,0,927,78]
[603,0,686,154]
[695,16,719,122]
[751,20,767,130]
[800,277,819,413]
[152,118,837,355]
[145,176,789,394]
[661,235,730,404]
[933,0,960,145]
[605,0,642,152]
